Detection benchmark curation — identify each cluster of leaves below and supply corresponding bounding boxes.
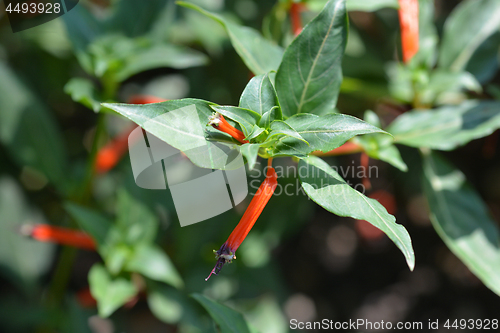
[2,0,500,331]
[105,0,416,273]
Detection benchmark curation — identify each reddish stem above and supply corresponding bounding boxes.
[311,141,364,156]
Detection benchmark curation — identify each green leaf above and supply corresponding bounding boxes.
[299,156,415,270]
[85,35,208,82]
[103,99,235,170]
[388,100,500,150]
[465,32,500,84]
[192,294,258,333]
[420,70,482,105]
[239,143,261,170]
[412,0,438,68]
[178,2,284,75]
[355,135,408,171]
[104,0,169,38]
[353,111,407,171]
[116,189,158,245]
[0,62,68,192]
[114,43,209,82]
[438,0,500,72]
[88,264,137,318]
[346,0,398,11]
[147,282,184,324]
[64,78,103,113]
[64,203,112,248]
[422,151,500,296]
[275,0,348,117]
[125,244,183,288]
[307,0,398,12]
[259,106,283,129]
[0,177,55,287]
[239,73,278,115]
[268,121,309,144]
[210,106,262,137]
[271,113,387,157]
[245,125,266,141]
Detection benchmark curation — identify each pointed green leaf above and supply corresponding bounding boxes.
[103,99,234,170]
[192,294,257,333]
[0,177,55,286]
[210,106,261,137]
[259,106,283,129]
[275,0,348,116]
[245,125,266,142]
[299,156,414,270]
[412,0,438,68]
[438,0,500,72]
[388,101,500,150]
[268,121,309,144]
[116,189,158,245]
[65,203,112,247]
[422,151,500,296]
[307,0,398,12]
[270,113,387,157]
[64,78,103,113]
[115,43,209,82]
[239,73,278,115]
[353,111,407,171]
[125,244,183,289]
[0,62,68,191]
[89,264,137,318]
[147,282,184,324]
[178,2,284,75]
[239,143,260,170]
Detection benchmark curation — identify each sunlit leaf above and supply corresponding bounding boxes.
[192,294,258,333]
[239,143,260,170]
[103,99,236,170]
[239,73,278,115]
[438,0,500,72]
[270,113,387,157]
[299,156,415,270]
[64,78,103,113]
[88,264,137,317]
[0,62,68,191]
[178,2,284,75]
[125,244,183,288]
[275,0,347,116]
[422,151,500,296]
[388,100,500,150]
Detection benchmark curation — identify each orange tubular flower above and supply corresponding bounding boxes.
[95,126,135,174]
[398,0,419,63]
[206,162,278,281]
[208,113,249,144]
[22,224,96,250]
[290,2,305,37]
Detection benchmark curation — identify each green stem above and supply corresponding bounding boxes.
[45,247,78,308]
[79,112,106,203]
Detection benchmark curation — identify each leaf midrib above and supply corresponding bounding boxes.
[297,1,341,114]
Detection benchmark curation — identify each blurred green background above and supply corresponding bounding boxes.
[1,0,500,332]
